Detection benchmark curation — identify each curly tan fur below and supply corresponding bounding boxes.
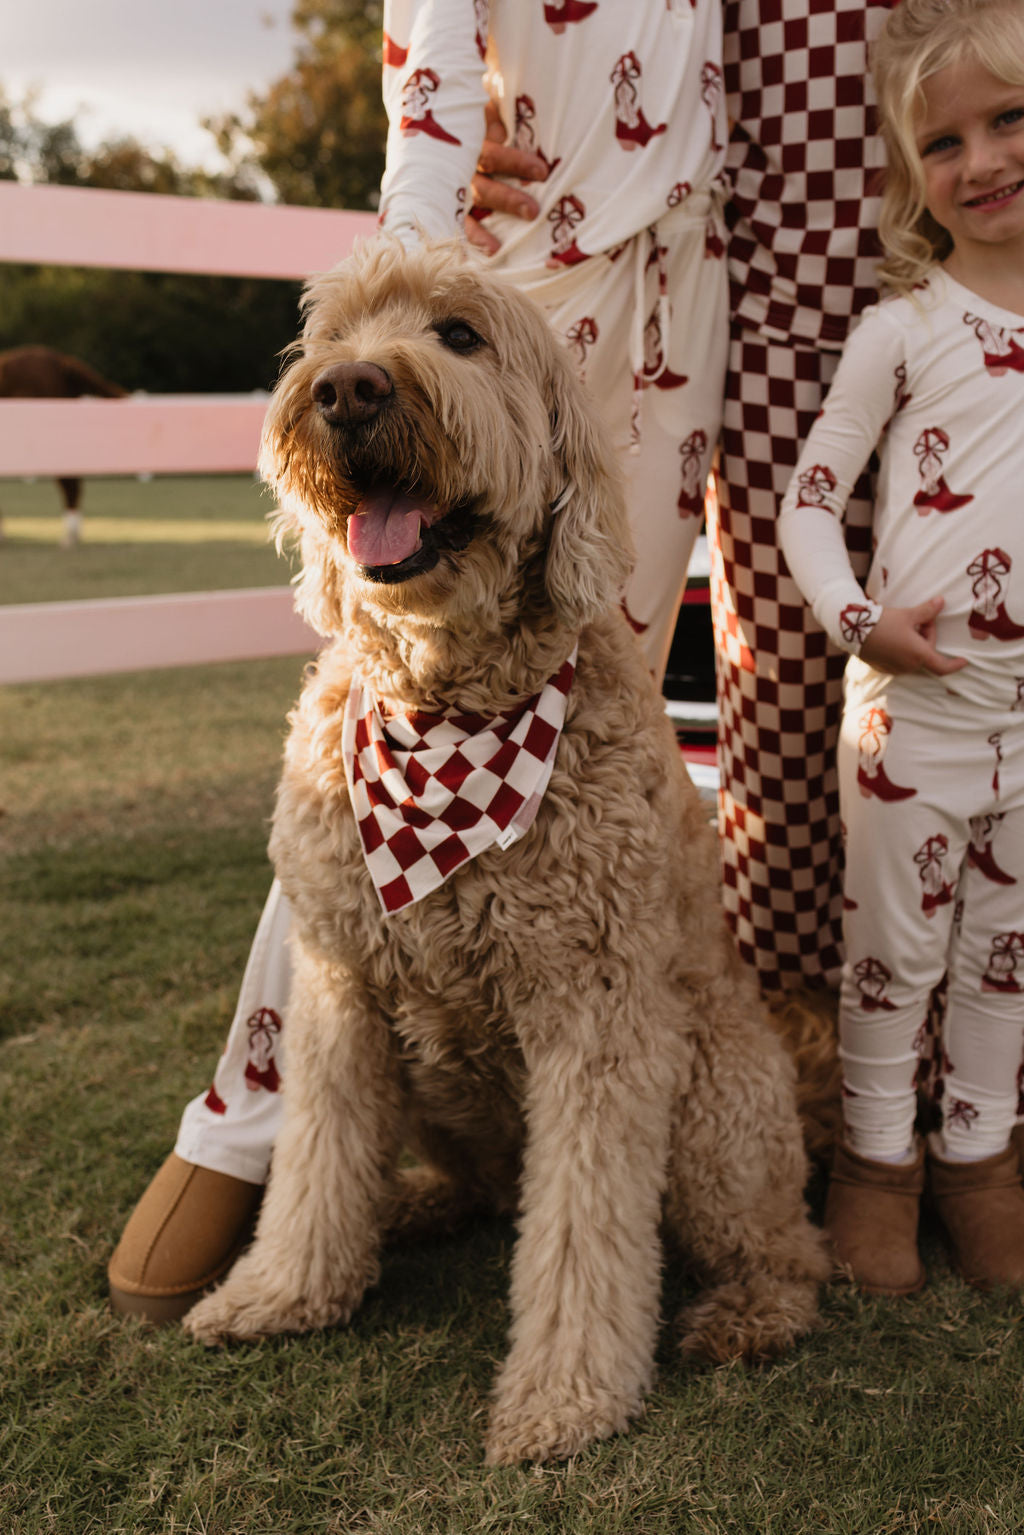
[765,989,843,1164]
[184,240,829,1465]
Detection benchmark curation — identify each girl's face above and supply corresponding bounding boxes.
[915,56,1024,264]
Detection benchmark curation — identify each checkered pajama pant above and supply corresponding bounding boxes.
[709,320,874,990]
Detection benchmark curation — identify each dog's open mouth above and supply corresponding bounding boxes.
[348,484,477,583]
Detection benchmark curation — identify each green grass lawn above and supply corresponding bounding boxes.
[2,502,1024,1532]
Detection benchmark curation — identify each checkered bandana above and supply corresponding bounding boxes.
[343,650,577,915]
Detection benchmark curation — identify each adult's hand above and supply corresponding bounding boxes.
[467,100,548,254]
[858,597,968,676]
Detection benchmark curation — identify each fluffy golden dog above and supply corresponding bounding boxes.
[185,239,829,1464]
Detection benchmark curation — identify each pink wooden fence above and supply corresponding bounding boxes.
[0,181,376,684]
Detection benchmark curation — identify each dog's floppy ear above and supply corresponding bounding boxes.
[544,351,634,631]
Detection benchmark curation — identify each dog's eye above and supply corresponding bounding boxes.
[435,320,483,353]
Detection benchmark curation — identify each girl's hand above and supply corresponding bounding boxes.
[858,597,968,676]
[467,100,548,254]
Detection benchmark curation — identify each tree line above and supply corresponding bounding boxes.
[0,1,386,394]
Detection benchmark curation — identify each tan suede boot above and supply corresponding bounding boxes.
[824,1141,926,1296]
[108,1154,262,1323]
[927,1140,1024,1291]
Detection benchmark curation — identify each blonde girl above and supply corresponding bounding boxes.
[779,0,1024,1295]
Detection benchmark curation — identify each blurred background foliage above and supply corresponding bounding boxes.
[0,0,387,393]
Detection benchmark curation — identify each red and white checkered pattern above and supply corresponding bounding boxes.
[709,0,893,989]
[724,0,892,350]
[711,326,874,988]
[343,653,577,914]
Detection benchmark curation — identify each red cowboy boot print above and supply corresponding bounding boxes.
[677,430,708,515]
[620,595,648,636]
[795,462,838,510]
[982,932,1024,993]
[546,195,588,266]
[891,360,913,418]
[565,316,598,380]
[400,69,462,145]
[912,427,974,513]
[701,61,724,152]
[967,548,1024,641]
[853,955,899,1011]
[544,0,598,34]
[967,813,1017,885]
[641,302,688,390]
[839,603,877,648]
[989,731,1004,797]
[514,96,561,176]
[856,707,917,801]
[382,32,408,68]
[243,1007,283,1093]
[946,1098,980,1133]
[964,312,1024,376]
[611,53,668,150]
[704,217,725,260]
[914,833,955,916]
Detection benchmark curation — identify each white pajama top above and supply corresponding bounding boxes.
[378,0,726,261]
[779,269,1024,712]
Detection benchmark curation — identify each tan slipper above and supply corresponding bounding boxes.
[824,1140,926,1296]
[108,1153,262,1323]
[927,1140,1024,1291]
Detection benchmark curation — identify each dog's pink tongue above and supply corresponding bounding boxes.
[348,487,437,567]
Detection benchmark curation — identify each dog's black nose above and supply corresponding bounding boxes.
[311,362,393,425]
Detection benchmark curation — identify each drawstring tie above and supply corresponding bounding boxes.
[629,226,672,454]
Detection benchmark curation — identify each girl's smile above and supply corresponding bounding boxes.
[961,177,1024,209]
[916,57,1024,267]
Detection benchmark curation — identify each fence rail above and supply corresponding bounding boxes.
[0,587,315,685]
[0,394,267,478]
[1,183,376,683]
[0,182,376,279]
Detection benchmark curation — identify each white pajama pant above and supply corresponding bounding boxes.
[175,879,292,1183]
[837,665,1024,1161]
[173,198,729,1181]
[506,189,729,677]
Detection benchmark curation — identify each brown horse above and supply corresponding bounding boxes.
[0,345,126,546]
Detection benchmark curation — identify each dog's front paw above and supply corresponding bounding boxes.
[183,1256,357,1346]
[484,1378,642,1465]
[678,1274,820,1364]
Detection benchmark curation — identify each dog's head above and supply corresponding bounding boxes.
[261,239,632,641]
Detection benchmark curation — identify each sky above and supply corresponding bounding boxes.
[4,0,302,170]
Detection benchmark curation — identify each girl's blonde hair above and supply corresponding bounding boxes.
[872,0,1024,292]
